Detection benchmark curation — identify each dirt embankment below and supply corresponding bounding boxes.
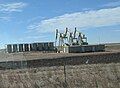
[0,52,120,69]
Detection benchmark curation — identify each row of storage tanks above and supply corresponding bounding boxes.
[6,42,54,53]
[63,44,105,53]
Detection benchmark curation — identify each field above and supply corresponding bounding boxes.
[0,63,120,88]
[0,51,120,88]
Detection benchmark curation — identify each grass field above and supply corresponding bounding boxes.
[0,51,120,88]
[0,63,120,88]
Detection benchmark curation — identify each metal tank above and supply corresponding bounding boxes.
[83,45,93,52]
[29,44,32,51]
[32,43,37,51]
[94,44,105,52]
[24,44,29,51]
[7,44,12,53]
[48,42,54,51]
[18,44,24,52]
[43,42,49,51]
[30,43,37,51]
[37,43,43,51]
[13,44,18,52]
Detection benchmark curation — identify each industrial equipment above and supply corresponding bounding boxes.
[55,27,88,48]
[55,28,69,47]
[6,42,55,53]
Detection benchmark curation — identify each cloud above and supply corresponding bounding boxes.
[27,16,46,23]
[112,29,120,32]
[102,1,120,7]
[0,16,11,21]
[0,2,27,13]
[26,35,47,39]
[27,7,120,33]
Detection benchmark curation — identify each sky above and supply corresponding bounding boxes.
[0,0,120,48]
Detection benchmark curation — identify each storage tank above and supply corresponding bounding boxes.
[24,44,29,51]
[29,44,32,51]
[69,46,83,53]
[48,42,54,51]
[37,43,43,51]
[18,44,24,52]
[83,45,93,52]
[94,44,105,52]
[13,44,18,52]
[30,43,37,51]
[7,44,12,53]
[32,43,37,51]
[43,42,49,51]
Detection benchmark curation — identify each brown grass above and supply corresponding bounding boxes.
[0,63,120,88]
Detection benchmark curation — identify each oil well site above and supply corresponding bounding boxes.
[0,27,120,88]
[1,27,117,69]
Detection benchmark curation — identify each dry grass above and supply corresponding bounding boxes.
[0,63,120,88]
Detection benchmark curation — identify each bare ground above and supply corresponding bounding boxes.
[0,51,120,62]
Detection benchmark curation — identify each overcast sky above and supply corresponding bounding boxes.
[0,0,120,48]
